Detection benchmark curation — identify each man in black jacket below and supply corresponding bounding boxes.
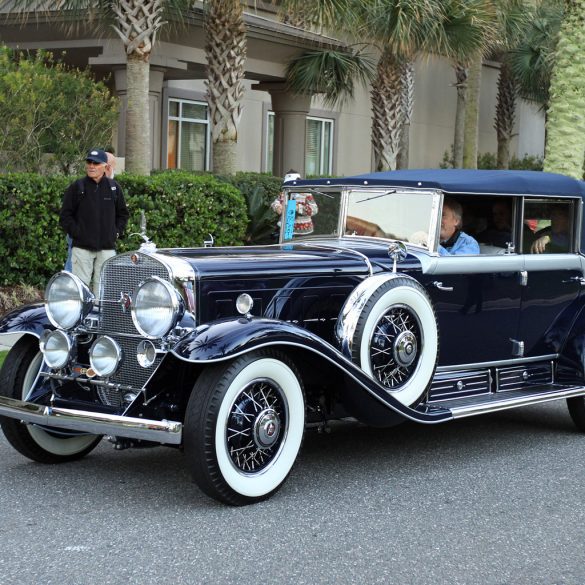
[60,148,129,296]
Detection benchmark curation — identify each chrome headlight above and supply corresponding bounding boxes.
[40,329,73,369]
[89,336,122,377]
[131,276,183,338]
[45,272,94,330]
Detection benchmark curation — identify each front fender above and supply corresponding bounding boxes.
[171,317,451,425]
[0,303,50,339]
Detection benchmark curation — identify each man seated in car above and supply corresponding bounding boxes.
[479,200,512,249]
[531,205,571,254]
[439,198,480,255]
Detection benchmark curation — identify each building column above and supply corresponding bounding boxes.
[254,82,311,178]
[114,66,165,171]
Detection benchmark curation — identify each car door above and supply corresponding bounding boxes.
[517,198,584,357]
[425,254,524,366]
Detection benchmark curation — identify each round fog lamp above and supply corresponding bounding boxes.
[236,293,254,315]
[137,340,157,368]
[40,329,72,369]
[89,336,122,378]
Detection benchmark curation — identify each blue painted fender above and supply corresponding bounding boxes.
[171,316,451,425]
[0,303,51,340]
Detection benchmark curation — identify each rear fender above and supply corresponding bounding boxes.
[171,317,451,425]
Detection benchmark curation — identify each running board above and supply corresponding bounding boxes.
[429,385,585,419]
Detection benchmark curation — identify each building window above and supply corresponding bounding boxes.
[306,117,333,176]
[167,99,209,171]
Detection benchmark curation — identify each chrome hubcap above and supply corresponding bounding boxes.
[253,409,281,448]
[393,331,418,367]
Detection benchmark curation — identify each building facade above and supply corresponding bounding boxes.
[0,3,545,177]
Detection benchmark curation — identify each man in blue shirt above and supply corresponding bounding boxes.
[439,198,480,255]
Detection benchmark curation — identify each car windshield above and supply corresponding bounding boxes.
[345,190,436,247]
[280,188,437,247]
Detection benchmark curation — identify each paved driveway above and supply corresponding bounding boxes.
[0,401,584,585]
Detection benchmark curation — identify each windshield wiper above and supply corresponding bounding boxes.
[356,189,396,203]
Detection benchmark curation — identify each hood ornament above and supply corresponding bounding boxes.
[130,210,156,253]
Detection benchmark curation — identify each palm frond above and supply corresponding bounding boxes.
[285,47,375,106]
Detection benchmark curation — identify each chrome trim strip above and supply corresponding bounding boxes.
[0,396,182,445]
[450,386,585,419]
[300,242,373,276]
[436,354,559,373]
[426,254,524,275]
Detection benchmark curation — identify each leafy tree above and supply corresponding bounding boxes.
[0,47,117,173]
[11,1,188,175]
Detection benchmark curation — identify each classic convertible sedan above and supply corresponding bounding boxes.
[2,169,585,506]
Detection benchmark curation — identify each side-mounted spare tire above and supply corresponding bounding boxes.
[339,275,439,407]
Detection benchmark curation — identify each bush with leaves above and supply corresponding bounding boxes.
[218,172,282,244]
[0,46,117,174]
[441,148,543,171]
[0,171,248,287]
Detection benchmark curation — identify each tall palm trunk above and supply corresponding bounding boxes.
[371,48,404,172]
[111,0,164,175]
[543,0,585,179]
[463,53,482,169]
[495,61,517,170]
[397,60,414,170]
[453,63,468,168]
[205,0,247,175]
[125,53,151,175]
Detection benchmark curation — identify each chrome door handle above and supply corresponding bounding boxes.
[432,281,454,292]
[566,276,585,285]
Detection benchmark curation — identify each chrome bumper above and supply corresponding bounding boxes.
[0,396,182,445]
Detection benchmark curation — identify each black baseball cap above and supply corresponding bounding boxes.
[86,149,107,164]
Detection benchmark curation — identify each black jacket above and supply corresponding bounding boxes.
[59,175,129,252]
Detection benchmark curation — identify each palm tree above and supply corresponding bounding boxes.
[12,1,187,175]
[460,0,527,169]
[543,0,585,179]
[204,0,247,175]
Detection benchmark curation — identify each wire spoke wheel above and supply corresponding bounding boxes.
[370,305,422,389]
[226,379,288,473]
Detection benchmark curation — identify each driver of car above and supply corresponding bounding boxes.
[439,198,480,256]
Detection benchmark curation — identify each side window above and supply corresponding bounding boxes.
[522,199,575,254]
[456,196,514,255]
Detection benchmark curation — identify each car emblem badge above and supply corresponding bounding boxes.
[120,292,132,313]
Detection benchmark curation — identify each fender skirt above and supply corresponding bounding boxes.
[171,317,451,425]
[0,303,50,339]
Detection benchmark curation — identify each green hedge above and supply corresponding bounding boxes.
[0,171,248,287]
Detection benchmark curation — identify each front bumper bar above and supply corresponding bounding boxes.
[0,396,182,445]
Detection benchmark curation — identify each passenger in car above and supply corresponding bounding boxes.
[478,200,512,248]
[531,205,571,253]
[439,198,480,255]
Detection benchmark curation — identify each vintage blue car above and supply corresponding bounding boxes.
[2,169,585,506]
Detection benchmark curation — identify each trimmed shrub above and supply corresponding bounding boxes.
[0,171,248,287]
[218,172,282,245]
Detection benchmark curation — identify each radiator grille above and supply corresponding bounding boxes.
[93,253,169,393]
[99,253,170,335]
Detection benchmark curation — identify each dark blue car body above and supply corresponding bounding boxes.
[2,169,585,505]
